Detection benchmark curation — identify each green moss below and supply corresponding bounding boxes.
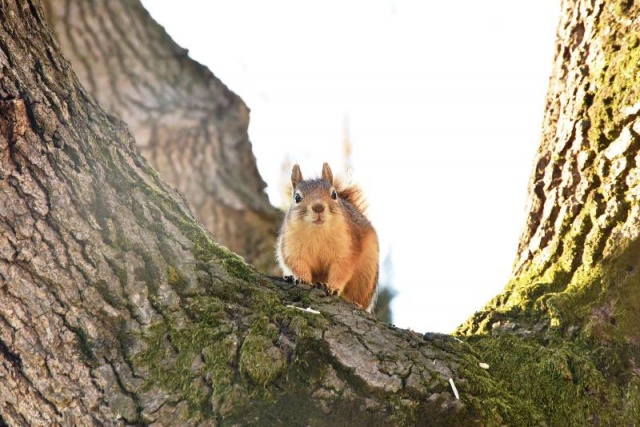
[416,334,533,424]
[285,315,309,336]
[459,186,640,420]
[239,317,286,387]
[131,293,326,419]
[175,218,259,283]
[220,254,256,282]
[458,203,640,424]
[202,334,239,410]
[460,179,633,336]
[272,308,329,343]
[167,265,190,294]
[132,305,234,418]
[198,272,284,319]
[588,3,640,144]
[186,296,227,324]
[467,334,640,425]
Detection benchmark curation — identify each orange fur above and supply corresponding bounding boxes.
[335,180,368,216]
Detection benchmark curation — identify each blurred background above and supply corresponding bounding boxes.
[141,0,560,333]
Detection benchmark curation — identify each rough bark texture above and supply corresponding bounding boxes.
[460,0,640,340]
[2,0,640,425]
[41,0,281,273]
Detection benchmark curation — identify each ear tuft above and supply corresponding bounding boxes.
[321,162,333,185]
[291,164,303,187]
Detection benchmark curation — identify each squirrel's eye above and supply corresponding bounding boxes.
[294,193,302,203]
[331,190,337,200]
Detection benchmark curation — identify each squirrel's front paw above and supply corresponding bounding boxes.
[284,275,309,285]
[314,282,338,296]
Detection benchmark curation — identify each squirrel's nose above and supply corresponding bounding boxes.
[311,203,325,213]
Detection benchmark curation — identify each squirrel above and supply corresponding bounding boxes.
[276,163,379,312]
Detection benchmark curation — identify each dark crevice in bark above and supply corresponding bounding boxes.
[0,409,26,427]
[105,358,143,423]
[0,339,21,370]
[25,0,44,24]
[27,374,64,419]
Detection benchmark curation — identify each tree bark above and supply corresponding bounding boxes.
[41,0,281,273]
[457,0,640,423]
[460,0,640,342]
[2,0,640,425]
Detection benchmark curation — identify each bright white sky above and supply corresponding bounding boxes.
[142,0,560,333]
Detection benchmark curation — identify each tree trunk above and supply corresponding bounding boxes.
[460,0,640,341]
[2,0,639,425]
[41,0,282,273]
[457,0,640,423]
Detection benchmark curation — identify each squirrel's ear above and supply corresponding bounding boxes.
[291,164,303,187]
[321,163,333,184]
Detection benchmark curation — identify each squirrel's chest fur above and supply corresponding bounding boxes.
[280,214,352,280]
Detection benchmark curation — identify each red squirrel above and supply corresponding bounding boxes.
[276,163,379,311]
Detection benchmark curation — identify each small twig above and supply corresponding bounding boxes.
[449,378,460,400]
[286,305,321,315]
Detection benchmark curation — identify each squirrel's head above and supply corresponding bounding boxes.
[289,163,340,225]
